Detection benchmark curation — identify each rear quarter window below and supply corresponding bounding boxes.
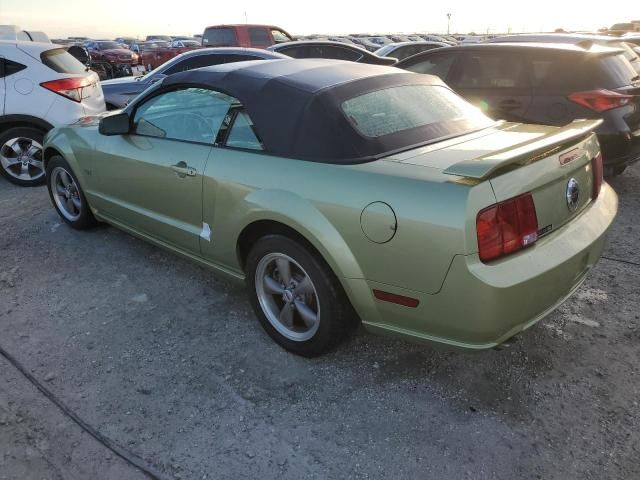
[528,53,588,91]
[1,60,27,78]
[41,48,87,74]
[593,54,639,88]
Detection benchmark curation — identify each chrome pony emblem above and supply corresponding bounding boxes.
[566,178,580,212]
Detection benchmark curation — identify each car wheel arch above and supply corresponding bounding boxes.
[234,210,365,292]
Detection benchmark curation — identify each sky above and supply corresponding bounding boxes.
[0,0,635,39]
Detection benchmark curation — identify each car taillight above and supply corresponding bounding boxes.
[476,193,538,263]
[567,89,633,112]
[591,151,603,199]
[40,77,94,103]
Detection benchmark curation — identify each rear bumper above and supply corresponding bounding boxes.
[348,183,618,349]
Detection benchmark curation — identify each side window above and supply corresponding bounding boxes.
[223,54,262,63]
[403,53,457,81]
[164,54,225,75]
[278,46,304,58]
[319,46,362,62]
[455,53,528,89]
[0,60,27,78]
[133,88,237,144]
[271,29,292,43]
[225,111,264,150]
[248,28,270,46]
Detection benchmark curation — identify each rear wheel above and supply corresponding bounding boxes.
[46,155,97,230]
[0,127,46,186]
[246,235,354,357]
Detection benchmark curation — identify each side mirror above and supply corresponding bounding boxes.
[99,112,130,136]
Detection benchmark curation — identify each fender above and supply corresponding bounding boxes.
[204,187,367,285]
[42,129,86,185]
[0,114,54,133]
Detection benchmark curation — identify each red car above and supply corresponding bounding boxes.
[135,41,201,71]
[202,24,293,48]
[84,40,140,78]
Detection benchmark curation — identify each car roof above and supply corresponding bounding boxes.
[204,24,285,30]
[382,41,449,48]
[420,42,623,54]
[489,33,627,44]
[0,40,62,54]
[162,58,444,162]
[172,47,289,59]
[270,40,371,53]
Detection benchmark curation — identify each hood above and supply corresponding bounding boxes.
[99,48,135,57]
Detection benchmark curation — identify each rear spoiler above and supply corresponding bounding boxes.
[443,119,603,179]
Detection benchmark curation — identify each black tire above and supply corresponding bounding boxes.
[246,235,355,357]
[0,127,46,186]
[46,155,97,230]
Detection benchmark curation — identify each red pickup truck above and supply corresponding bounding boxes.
[202,24,293,48]
[134,41,201,70]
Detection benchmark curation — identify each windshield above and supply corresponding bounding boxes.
[342,84,493,139]
[97,41,122,50]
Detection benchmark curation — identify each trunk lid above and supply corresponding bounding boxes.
[386,119,603,238]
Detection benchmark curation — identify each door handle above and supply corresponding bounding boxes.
[170,162,197,178]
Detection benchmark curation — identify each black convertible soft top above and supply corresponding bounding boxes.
[162,59,466,163]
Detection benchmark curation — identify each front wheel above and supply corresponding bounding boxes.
[46,155,97,229]
[246,235,355,357]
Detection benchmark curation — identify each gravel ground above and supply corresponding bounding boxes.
[0,163,638,480]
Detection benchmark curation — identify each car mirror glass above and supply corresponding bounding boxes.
[99,112,130,136]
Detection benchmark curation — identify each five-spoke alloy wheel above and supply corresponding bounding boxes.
[50,166,82,222]
[255,253,321,342]
[246,235,355,357]
[46,155,97,229]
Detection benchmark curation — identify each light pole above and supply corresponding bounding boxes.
[446,13,452,35]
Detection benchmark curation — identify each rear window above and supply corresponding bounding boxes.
[595,54,639,88]
[203,27,237,46]
[41,48,87,74]
[248,28,270,45]
[342,84,493,138]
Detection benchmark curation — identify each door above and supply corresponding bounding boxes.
[92,87,236,254]
[448,51,533,122]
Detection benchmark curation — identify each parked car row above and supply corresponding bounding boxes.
[2,26,639,190]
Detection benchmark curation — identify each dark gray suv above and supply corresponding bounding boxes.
[397,43,640,175]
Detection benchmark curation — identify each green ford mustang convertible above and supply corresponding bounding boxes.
[43,59,618,356]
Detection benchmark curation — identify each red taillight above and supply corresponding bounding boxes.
[591,151,603,199]
[568,89,632,113]
[476,193,538,263]
[40,77,93,103]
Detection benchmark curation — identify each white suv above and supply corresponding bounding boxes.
[0,41,106,186]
